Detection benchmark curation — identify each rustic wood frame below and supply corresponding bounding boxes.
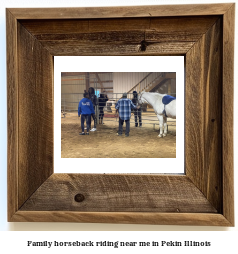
[7,4,234,226]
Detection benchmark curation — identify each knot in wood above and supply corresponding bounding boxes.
[74,193,85,202]
[140,40,148,52]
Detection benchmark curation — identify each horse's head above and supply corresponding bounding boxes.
[138,92,146,105]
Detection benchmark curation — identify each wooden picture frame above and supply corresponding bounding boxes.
[7,3,234,226]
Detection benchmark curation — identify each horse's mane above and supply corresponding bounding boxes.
[139,92,166,107]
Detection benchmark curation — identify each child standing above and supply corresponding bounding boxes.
[98,92,109,124]
[78,92,95,135]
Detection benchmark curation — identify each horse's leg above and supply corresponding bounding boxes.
[157,114,164,138]
[163,116,167,137]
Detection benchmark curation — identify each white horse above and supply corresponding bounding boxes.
[138,92,176,137]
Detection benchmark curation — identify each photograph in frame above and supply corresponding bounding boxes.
[55,56,184,174]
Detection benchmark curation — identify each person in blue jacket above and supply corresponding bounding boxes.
[78,92,95,135]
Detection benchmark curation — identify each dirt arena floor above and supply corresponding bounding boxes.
[61,112,176,158]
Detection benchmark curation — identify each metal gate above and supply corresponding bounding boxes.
[62,91,176,132]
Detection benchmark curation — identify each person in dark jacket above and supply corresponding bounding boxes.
[78,92,95,135]
[88,87,98,131]
[98,92,109,124]
[132,91,142,127]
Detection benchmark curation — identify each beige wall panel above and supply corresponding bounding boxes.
[113,72,151,98]
[61,74,86,111]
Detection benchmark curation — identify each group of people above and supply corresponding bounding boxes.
[78,89,141,136]
[78,87,109,135]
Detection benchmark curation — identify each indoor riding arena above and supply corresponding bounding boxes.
[61,72,176,158]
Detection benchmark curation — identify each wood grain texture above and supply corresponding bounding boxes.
[20,17,218,34]
[19,17,218,56]
[18,23,54,208]
[11,211,232,226]
[222,4,235,226]
[20,174,217,213]
[38,41,193,56]
[7,9,18,221]
[186,18,223,212]
[8,4,233,19]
